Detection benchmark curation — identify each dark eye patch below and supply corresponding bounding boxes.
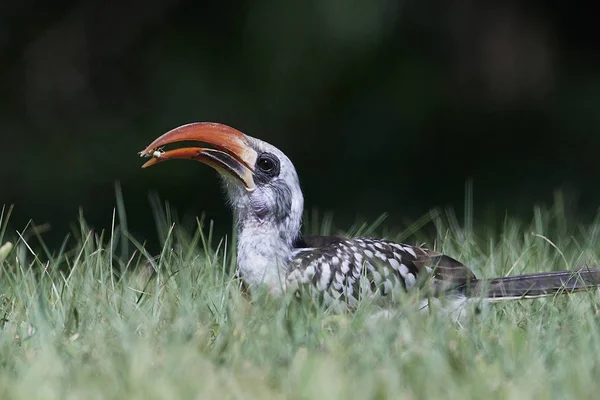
[254,152,280,183]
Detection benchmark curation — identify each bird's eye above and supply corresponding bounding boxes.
[255,153,280,179]
[258,156,275,172]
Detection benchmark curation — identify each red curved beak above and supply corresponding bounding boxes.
[139,122,258,190]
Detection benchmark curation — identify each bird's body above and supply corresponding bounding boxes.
[140,122,600,312]
[287,236,470,307]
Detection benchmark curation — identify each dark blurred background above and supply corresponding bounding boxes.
[1,0,598,251]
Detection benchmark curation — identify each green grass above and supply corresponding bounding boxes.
[2,195,600,400]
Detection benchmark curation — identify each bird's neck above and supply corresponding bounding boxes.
[235,213,300,295]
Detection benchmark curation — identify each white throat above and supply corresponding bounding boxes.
[235,215,295,295]
[227,184,304,295]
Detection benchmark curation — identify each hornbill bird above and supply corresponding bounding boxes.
[139,122,600,311]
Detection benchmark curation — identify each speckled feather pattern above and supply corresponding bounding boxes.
[286,237,475,308]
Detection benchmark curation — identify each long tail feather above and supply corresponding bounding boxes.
[458,268,600,300]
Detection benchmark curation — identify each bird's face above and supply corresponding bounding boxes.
[140,122,304,232]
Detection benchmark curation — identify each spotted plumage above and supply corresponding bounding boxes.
[286,236,476,308]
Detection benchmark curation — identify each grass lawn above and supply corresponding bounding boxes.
[1,196,600,399]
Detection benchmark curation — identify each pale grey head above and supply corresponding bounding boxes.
[221,135,304,244]
[139,122,304,294]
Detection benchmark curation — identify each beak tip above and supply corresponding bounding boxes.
[139,147,155,155]
[139,147,165,168]
[141,158,158,168]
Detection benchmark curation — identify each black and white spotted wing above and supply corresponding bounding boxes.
[286,236,475,307]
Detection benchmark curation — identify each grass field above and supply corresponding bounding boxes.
[1,196,600,399]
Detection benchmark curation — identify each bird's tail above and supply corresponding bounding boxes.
[458,268,600,300]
